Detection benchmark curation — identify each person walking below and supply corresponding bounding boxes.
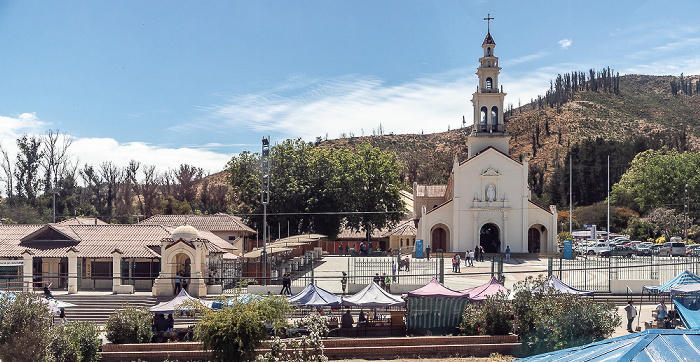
[59,307,67,325]
[452,255,457,272]
[174,271,182,294]
[384,273,392,292]
[474,246,480,263]
[425,245,431,260]
[281,273,292,295]
[455,253,461,272]
[345,244,349,256]
[625,300,637,333]
[341,272,348,294]
[468,249,475,267]
[392,261,397,282]
[505,245,511,261]
[339,244,343,255]
[479,246,485,262]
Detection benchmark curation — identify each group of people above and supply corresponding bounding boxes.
[280,273,292,295]
[152,313,175,333]
[373,273,392,292]
[174,270,189,294]
[625,299,671,333]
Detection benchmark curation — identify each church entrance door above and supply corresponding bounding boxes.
[431,227,448,252]
[528,228,541,253]
[480,223,500,253]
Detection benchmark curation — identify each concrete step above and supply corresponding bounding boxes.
[322,335,516,347]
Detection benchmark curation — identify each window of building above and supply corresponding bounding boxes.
[491,106,499,131]
[480,106,488,131]
[486,77,493,89]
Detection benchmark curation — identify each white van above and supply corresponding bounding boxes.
[659,241,686,257]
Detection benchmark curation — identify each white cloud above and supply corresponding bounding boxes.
[558,39,572,49]
[508,51,547,66]
[0,113,47,139]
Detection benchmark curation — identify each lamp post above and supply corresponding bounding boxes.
[685,184,689,243]
[261,136,270,286]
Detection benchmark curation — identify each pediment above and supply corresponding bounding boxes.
[481,165,501,177]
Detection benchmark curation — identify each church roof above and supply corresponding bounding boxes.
[415,185,447,198]
[482,32,495,46]
[425,199,453,215]
[460,146,521,167]
[57,217,109,225]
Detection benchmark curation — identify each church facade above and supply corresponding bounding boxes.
[414,29,557,255]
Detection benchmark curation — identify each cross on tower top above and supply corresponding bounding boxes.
[484,13,494,33]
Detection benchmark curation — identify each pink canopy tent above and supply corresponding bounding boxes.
[404,278,469,298]
[461,277,509,301]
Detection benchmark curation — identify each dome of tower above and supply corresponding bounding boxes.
[482,32,495,46]
[171,225,200,242]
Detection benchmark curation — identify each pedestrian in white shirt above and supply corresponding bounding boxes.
[468,250,475,267]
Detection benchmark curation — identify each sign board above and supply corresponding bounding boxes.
[0,260,23,267]
[415,239,424,258]
[563,240,573,260]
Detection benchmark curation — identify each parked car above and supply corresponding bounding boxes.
[651,244,662,255]
[636,246,652,256]
[686,244,700,256]
[600,246,635,258]
[658,242,686,257]
[582,241,613,255]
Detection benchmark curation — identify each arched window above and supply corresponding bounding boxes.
[485,77,493,89]
[491,106,499,131]
[487,47,491,56]
[480,106,488,131]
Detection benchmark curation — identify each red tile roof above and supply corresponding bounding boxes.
[57,217,108,225]
[415,185,447,198]
[382,219,417,237]
[139,214,255,234]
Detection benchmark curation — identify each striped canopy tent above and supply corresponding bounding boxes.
[673,299,700,330]
[532,275,594,296]
[643,270,700,293]
[518,329,700,361]
[462,277,510,301]
[288,283,341,307]
[405,278,470,335]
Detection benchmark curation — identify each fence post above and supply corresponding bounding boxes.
[547,257,553,277]
[439,257,444,284]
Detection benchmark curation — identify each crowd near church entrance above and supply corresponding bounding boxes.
[480,223,500,253]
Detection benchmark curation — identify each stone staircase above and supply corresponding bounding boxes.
[55,293,205,325]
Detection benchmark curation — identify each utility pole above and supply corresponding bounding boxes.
[261,136,270,286]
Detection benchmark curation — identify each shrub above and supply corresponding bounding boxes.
[105,305,153,344]
[0,292,51,362]
[195,294,290,362]
[512,275,620,356]
[66,321,102,361]
[460,292,512,335]
[48,324,81,362]
[257,313,329,362]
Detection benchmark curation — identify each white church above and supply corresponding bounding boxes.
[413,26,557,255]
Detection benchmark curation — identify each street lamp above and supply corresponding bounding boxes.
[685,184,689,243]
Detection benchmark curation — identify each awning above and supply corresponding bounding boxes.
[289,283,341,307]
[242,246,293,259]
[404,278,469,298]
[462,277,509,301]
[532,275,594,296]
[150,289,208,313]
[342,282,405,308]
[519,329,700,361]
[644,270,700,293]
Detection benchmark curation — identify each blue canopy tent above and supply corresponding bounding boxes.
[643,270,700,294]
[519,329,700,361]
[288,283,342,307]
[673,300,700,330]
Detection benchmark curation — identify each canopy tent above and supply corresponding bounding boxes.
[462,277,510,301]
[342,282,404,308]
[673,300,700,330]
[643,270,700,293]
[288,283,341,307]
[532,275,594,296]
[671,283,700,295]
[404,278,468,298]
[518,329,700,361]
[405,278,470,335]
[43,298,77,314]
[150,289,207,314]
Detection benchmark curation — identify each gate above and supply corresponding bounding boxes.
[351,256,438,286]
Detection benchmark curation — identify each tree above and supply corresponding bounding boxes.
[105,305,153,344]
[195,294,291,362]
[0,292,51,362]
[647,207,691,241]
[512,275,620,356]
[172,164,203,204]
[14,135,44,205]
[612,148,700,218]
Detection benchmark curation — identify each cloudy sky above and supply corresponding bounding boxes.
[1,0,699,181]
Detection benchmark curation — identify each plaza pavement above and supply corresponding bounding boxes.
[298,254,553,294]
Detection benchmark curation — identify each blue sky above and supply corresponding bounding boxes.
[1,0,699,179]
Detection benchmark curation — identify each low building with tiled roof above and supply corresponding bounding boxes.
[139,213,256,252]
[0,220,239,297]
[383,219,418,253]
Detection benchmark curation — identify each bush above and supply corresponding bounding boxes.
[257,313,329,362]
[48,320,101,362]
[0,292,51,362]
[460,292,513,335]
[512,275,620,356]
[105,305,153,344]
[195,294,290,362]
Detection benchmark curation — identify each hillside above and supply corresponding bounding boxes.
[320,73,700,190]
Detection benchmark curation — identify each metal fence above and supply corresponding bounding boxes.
[351,256,440,286]
[550,255,700,293]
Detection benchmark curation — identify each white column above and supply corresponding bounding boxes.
[22,250,34,293]
[473,216,479,250]
[503,214,508,252]
[111,249,122,293]
[67,247,78,294]
[522,156,530,253]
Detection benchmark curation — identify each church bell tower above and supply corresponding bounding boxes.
[467,14,510,158]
